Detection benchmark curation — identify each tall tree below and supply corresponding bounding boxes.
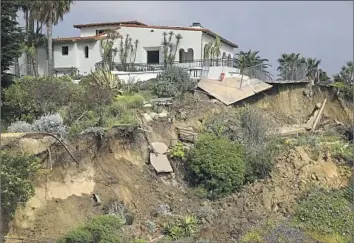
[318,69,330,82]
[333,61,353,84]
[33,0,73,76]
[236,50,272,81]
[277,53,306,81]
[305,58,321,81]
[1,0,24,88]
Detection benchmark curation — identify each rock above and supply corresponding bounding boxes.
[148,112,158,119]
[158,112,168,118]
[143,103,152,108]
[143,113,153,123]
[140,224,148,231]
[315,103,322,109]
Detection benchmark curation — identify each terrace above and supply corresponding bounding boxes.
[95,58,309,83]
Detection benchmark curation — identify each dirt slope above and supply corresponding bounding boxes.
[4,84,353,242]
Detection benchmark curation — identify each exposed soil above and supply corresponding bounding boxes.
[3,84,353,243]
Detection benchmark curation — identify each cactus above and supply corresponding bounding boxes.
[161,32,183,67]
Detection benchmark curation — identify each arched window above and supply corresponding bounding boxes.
[227,54,232,67]
[203,44,209,60]
[222,52,227,66]
[186,48,194,62]
[179,49,185,63]
[84,46,89,58]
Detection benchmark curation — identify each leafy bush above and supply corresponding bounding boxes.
[163,215,198,240]
[103,200,134,225]
[56,215,124,243]
[0,151,40,221]
[153,66,196,98]
[3,76,81,123]
[203,107,279,183]
[7,121,34,133]
[187,133,246,199]
[293,187,353,242]
[169,141,185,160]
[32,113,66,137]
[7,113,66,138]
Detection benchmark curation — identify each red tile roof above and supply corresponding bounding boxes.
[73,20,147,29]
[53,34,106,42]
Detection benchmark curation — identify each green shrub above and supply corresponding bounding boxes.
[187,133,246,199]
[0,151,40,221]
[3,76,81,123]
[293,187,353,242]
[114,94,144,110]
[153,66,196,98]
[163,215,198,240]
[203,107,279,183]
[169,141,185,160]
[56,215,124,243]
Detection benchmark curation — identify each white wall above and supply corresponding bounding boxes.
[76,41,101,75]
[113,26,203,64]
[112,70,162,83]
[53,42,78,69]
[207,66,240,80]
[201,33,235,60]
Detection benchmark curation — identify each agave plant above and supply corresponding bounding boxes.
[90,66,123,93]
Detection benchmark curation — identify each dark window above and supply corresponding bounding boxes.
[147,50,159,64]
[62,46,69,55]
[96,29,108,35]
[85,46,89,58]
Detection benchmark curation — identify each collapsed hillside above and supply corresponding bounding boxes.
[3,84,353,243]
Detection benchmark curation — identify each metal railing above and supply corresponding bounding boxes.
[95,58,237,72]
[95,58,309,83]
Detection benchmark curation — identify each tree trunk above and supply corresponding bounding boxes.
[47,17,53,76]
[24,10,32,76]
[14,58,20,78]
[32,47,38,76]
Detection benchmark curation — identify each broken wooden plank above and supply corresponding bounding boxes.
[312,99,327,131]
[279,127,307,136]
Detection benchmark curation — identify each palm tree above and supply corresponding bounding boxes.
[277,53,306,81]
[33,0,73,76]
[305,58,321,81]
[318,69,330,82]
[236,50,272,81]
[333,61,353,84]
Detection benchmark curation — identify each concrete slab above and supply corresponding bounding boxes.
[198,77,272,105]
[150,153,173,173]
[151,142,168,154]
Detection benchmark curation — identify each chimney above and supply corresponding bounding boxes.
[191,22,202,28]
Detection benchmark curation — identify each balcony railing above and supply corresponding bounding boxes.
[95,58,238,72]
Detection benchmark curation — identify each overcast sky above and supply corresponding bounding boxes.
[18,1,353,76]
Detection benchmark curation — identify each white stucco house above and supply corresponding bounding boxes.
[10,20,238,79]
